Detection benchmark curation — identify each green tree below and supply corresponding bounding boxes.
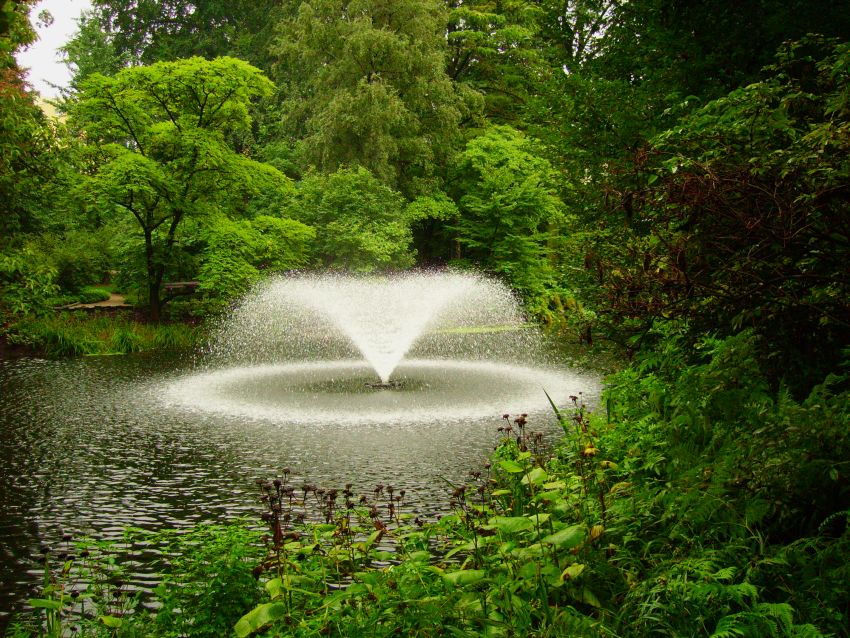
[448,126,565,304]
[285,166,415,272]
[445,0,542,123]
[271,0,481,195]
[598,39,850,390]
[196,214,315,308]
[69,56,288,321]
[89,0,283,69]
[57,9,127,95]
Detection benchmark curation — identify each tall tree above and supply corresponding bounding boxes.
[271,0,481,196]
[444,0,542,123]
[89,0,283,68]
[69,56,288,321]
[58,10,127,94]
[1,0,54,240]
[448,125,564,304]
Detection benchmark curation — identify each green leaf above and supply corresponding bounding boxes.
[234,602,288,638]
[521,467,548,485]
[542,481,566,490]
[541,525,585,548]
[561,563,586,581]
[29,598,62,610]
[264,577,283,599]
[489,516,535,534]
[99,615,123,628]
[498,459,526,473]
[443,569,488,587]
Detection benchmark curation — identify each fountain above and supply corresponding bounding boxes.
[0,272,602,618]
[163,271,599,424]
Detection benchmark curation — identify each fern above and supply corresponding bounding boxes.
[712,603,823,638]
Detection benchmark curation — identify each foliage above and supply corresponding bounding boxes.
[7,312,200,356]
[57,9,127,95]
[89,0,283,69]
[0,243,58,319]
[146,524,265,638]
[29,228,114,293]
[445,0,544,123]
[448,125,565,308]
[270,0,482,196]
[590,39,850,389]
[0,3,57,241]
[69,56,287,321]
[285,167,415,272]
[196,214,315,308]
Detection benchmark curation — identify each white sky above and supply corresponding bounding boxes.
[15,0,93,98]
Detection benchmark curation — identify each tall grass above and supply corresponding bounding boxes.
[7,313,202,356]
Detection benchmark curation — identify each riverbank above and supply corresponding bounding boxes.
[2,313,203,357]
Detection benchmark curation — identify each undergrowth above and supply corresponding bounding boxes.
[9,328,849,637]
[5,313,201,356]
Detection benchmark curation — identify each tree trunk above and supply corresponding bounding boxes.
[148,280,161,323]
[144,229,161,323]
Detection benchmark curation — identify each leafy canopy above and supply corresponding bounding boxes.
[70,56,289,320]
[286,166,415,272]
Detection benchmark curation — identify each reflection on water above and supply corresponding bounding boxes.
[0,353,599,626]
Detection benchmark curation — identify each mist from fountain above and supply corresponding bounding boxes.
[166,271,600,424]
[267,273,474,383]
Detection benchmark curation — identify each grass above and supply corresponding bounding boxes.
[6,313,202,356]
[50,286,114,307]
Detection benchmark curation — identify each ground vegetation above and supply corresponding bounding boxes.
[2,0,849,635]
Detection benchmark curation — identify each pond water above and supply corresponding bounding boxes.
[0,351,600,626]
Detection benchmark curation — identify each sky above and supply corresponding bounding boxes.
[15,0,93,98]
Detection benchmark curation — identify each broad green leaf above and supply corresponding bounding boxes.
[529,512,550,525]
[521,467,548,485]
[265,577,283,599]
[498,459,525,473]
[443,569,487,587]
[561,563,586,581]
[99,615,123,628]
[234,602,287,638]
[489,516,535,534]
[541,525,585,549]
[29,598,62,610]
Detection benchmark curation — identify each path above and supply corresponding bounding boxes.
[63,293,132,309]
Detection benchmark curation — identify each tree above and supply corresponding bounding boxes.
[448,126,564,304]
[597,39,850,390]
[444,0,542,123]
[69,56,289,321]
[285,167,415,272]
[57,10,127,95]
[271,0,481,196]
[89,0,284,69]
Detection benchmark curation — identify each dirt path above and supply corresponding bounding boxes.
[64,293,131,309]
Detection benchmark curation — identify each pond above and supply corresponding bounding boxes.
[0,350,601,626]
